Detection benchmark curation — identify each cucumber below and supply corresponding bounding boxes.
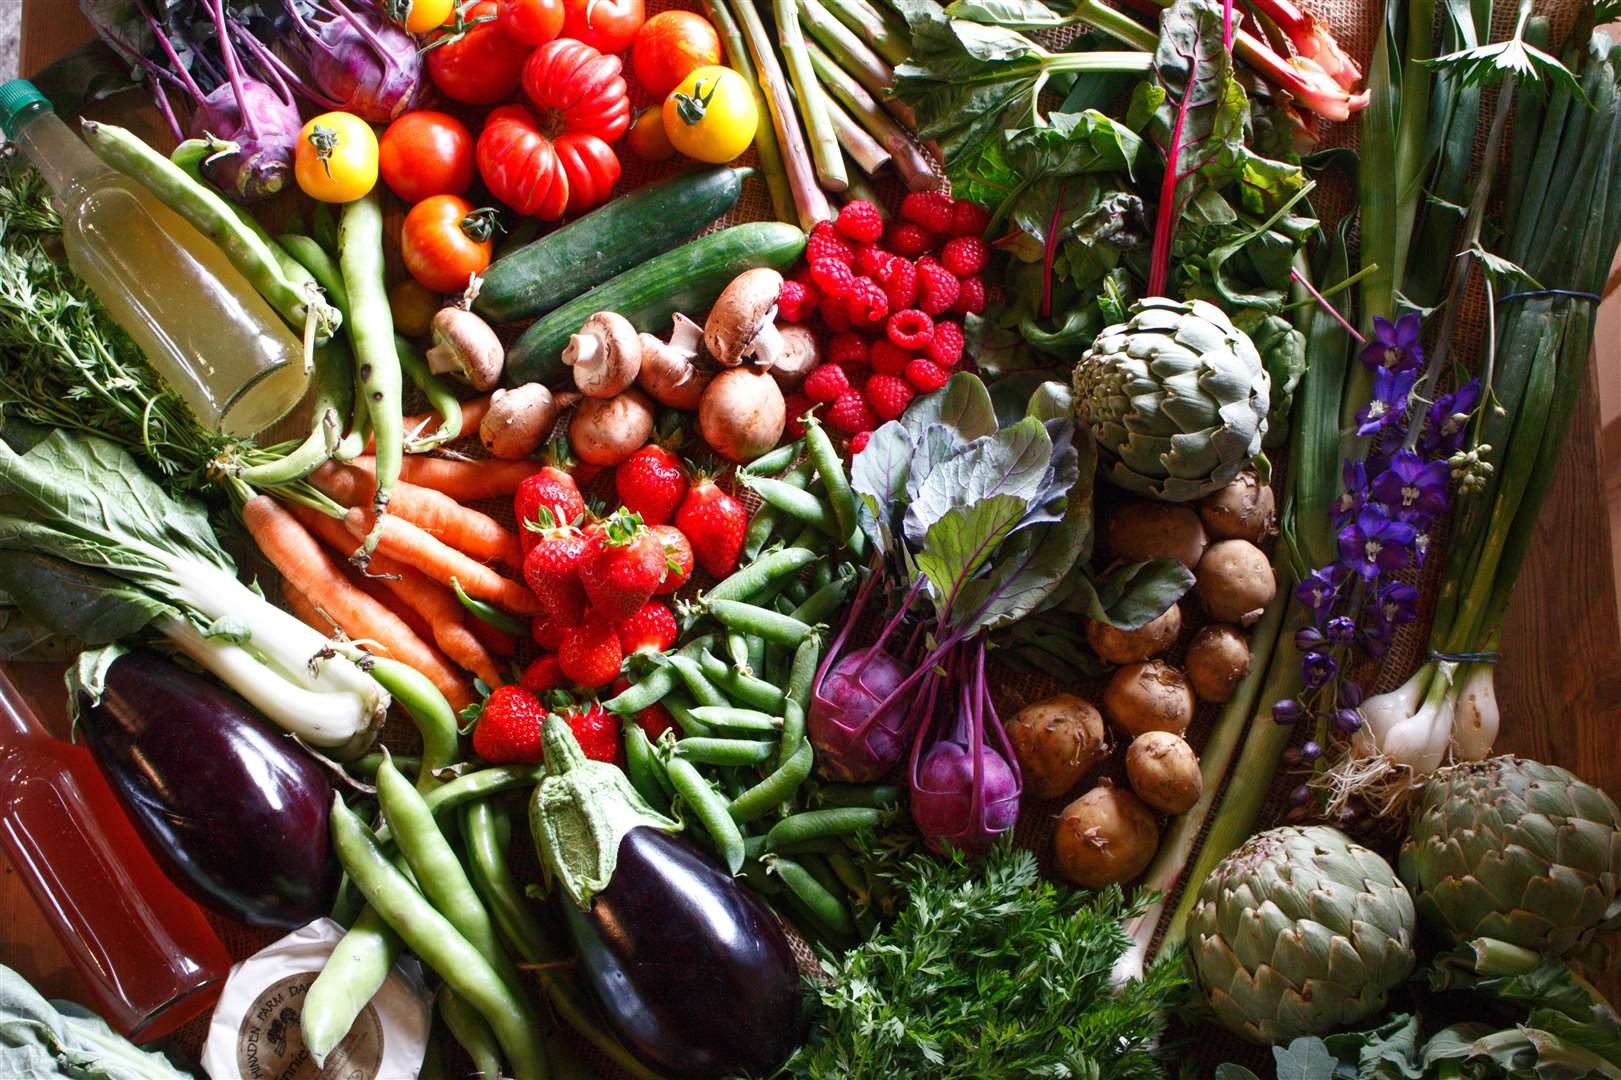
[475,166,752,323]
[505,222,807,386]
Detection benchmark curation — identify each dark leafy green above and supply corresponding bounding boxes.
[0,963,196,1078]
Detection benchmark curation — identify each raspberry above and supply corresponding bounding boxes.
[827,331,869,367]
[865,373,915,421]
[950,197,991,238]
[953,275,987,316]
[886,309,934,350]
[803,363,850,404]
[886,222,936,258]
[878,257,917,311]
[915,257,960,315]
[778,279,818,323]
[854,245,894,278]
[900,191,954,234]
[925,319,965,367]
[805,220,855,266]
[940,235,989,278]
[826,390,879,435]
[820,299,852,332]
[849,431,871,454]
[810,258,854,298]
[904,357,950,393]
[869,339,913,376]
[844,276,889,326]
[834,199,885,244]
[783,392,812,439]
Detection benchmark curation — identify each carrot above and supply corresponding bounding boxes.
[242,496,475,711]
[370,396,492,452]
[341,506,542,615]
[281,581,332,635]
[310,462,523,569]
[467,616,518,659]
[342,454,542,502]
[352,573,436,643]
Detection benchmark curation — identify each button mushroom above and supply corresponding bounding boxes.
[426,306,505,391]
[704,268,785,367]
[769,324,820,392]
[638,313,710,410]
[480,383,578,459]
[564,310,642,398]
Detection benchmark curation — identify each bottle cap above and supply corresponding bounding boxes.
[0,80,51,141]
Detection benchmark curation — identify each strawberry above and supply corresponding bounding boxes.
[615,445,688,526]
[558,622,625,688]
[560,700,623,766]
[531,615,565,651]
[613,676,675,740]
[618,600,678,654]
[651,523,693,595]
[522,525,589,622]
[471,685,547,763]
[578,510,666,621]
[513,454,585,553]
[675,474,748,579]
[520,653,565,694]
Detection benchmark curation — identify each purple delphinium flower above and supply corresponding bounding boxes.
[1337,507,1418,579]
[1335,459,1368,523]
[1296,564,1349,620]
[1360,313,1424,373]
[1371,450,1451,525]
[1325,615,1357,643]
[1375,580,1420,627]
[1421,378,1483,457]
[1302,650,1338,689]
[1355,367,1418,437]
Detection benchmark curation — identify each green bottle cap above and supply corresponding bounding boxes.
[0,80,52,141]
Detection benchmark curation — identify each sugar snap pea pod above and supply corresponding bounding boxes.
[740,503,782,563]
[786,633,823,713]
[330,797,548,1080]
[452,578,529,636]
[740,474,842,539]
[339,192,402,563]
[704,546,819,606]
[707,598,815,645]
[236,338,353,487]
[826,850,870,902]
[698,652,786,712]
[373,765,544,847]
[811,558,834,591]
[438,986,505,1080]
[663,756,745,873]
[729,739,815,823]
[725,629,752,674]
[768,855,855,936]
[662,694,714,738]
[396,336,463,452]
[673,737,776,766]
[765,807,882,851]
[604,635,717,714]
[666,653,729,708]
[782,578,811,607]
[347,752,422,780]
[80,121,338,340]
[744,633,766,676]
[687,706,783,734]
[621,722,673,814]
[302,905,399,1066]
[279,233,350,313]
[804,415,858,545]
[812,782,902,809]
[790,567,855,627]
[744,439,803,475]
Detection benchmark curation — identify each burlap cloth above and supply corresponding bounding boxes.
[140,0,1595,1075]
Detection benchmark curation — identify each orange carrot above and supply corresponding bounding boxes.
[242,496,475,711]
[344,454,543,501]
[371,396,491,452]
[467,616,518,658]
[281,581,332,635]
[310,462,523,569]
[342,506,542,615]
[352,572,436,643]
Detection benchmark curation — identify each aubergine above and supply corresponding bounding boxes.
[531,716,803,1078]
[76,648,338,928]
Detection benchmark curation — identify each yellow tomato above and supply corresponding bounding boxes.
[398,0,455,33]
[295,112,379,203]
[389,278,441,338]
[662,66,757,164]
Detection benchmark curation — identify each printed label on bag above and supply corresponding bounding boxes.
[233,973,382,1079]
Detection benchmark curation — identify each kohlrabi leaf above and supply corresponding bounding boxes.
[902,372,999,443]
[0,962,196,1079]
[1267,1036,1341,1080]
[1070,558,1194,630]
[905,424,971,506]
[849,421,914,552]
[1026,381,1074,422]
[914,494,1032,613]
[951,496,1087,632]
[904,416,1053,544]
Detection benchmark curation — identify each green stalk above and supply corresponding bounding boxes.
[729,0,832,228]
[798,0,916,129]
[1074,0,1160,51]
[822,90,891,175]
[776,0,847,192]
[702,0,795,224]
[806,39,940,190]
[819,0,911,66]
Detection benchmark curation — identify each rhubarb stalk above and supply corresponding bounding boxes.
[728,0,832,228]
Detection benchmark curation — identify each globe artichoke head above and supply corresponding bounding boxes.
[1399,756,1621,957]
[1187,825,1416,1044]
[1074,297,1270,501]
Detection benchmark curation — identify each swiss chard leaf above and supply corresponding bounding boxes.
[1005,109,1143,181]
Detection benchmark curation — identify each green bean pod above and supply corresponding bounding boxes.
[729,739,815,823]
[744,440,803,475]
[279,233,350,312]
[301,906,399,1067]
[765,807,882,851]
[362,657,460,791]
[236,339,353,487]
[338,192,402,560]
[706,598,814,645]
[438,986,505,1080]
[812,783,903,809]
[452,577,529,635]
[346,752,422,780]
[769,855,855,936]
[396,336,463,452]
[372,766,543,848]
[673,737,776,766]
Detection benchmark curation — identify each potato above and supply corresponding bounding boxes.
[1125,731,1202,814]
[1194,539,1276,625]
[1106,501,1207,570]
[1005,693,1107,799]
[1197,470,1276,542]
[1102,660,1195,738]
[1185,624,1251,703]
[1054,785,1160,888]
[1086,603,1181,665]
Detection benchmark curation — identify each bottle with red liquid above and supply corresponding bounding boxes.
[0,671,231,1041]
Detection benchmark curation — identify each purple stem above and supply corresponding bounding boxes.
[233,18,341,108]
[811,560,884,699]
[149,79,185,143]
[329,0,393,61]
[207,0,259,140]
[140,4,206,100]
[852,576,925,679]
[226,18,296,108]
[905,659,947,788]
[285,0,340,56]
[1290,267,1366,343]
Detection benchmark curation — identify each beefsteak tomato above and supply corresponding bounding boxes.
[559,0,643,54]
[521,37,631,143]
[478,104,620,219]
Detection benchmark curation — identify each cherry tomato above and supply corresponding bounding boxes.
[498,0,564,45]
[378,111,475,202]
[662,66,757,164]
[626,105,675,161]
[390,278,442,337]
[522,38,631,142]
[559,0,643,54]
[394,0,455,33]
[426,1,532,105]
[632,11,721,99]
[294,111,379,202]
[402,195,497,293]
[478,104,570,220]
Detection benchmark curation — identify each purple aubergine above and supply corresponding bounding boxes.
[76,649,338,928]
[189,78,301,202]
[808,646,911,782]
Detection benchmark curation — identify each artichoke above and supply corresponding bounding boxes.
[1399,756,1621,957]
[1074,297,1270,501]
[1186,825,1416,1044]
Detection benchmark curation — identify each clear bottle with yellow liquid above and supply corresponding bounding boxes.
[0,80,308,437]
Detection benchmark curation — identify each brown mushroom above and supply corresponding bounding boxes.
[481,383,576,459]
[769,324,820,391]
[426,307,504,391]
[564,311,642,399]
[638,313,709,410]
[704,268,785,367]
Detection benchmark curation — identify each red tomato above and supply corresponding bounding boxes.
[521,38,631,143]
[631,11,721,99]
[559,0,643,54]
[552,132,621,214]
[497,0,564,45]
[478,104,570,219]
[401,195,496,293]
[426,1,532,105]
[378,111,475,202]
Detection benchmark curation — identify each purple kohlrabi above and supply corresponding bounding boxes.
[289,0,423,123]
[189,77,302,202]
[808,646,912,783]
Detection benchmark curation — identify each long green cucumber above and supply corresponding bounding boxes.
[475,166,752,323]
[504,222,806,386]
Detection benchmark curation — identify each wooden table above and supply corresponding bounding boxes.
[10,0,1621,1021]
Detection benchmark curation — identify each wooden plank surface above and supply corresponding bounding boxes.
[9,0,1621,1029]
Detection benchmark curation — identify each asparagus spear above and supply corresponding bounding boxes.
[728,0,832,228]
[819,0,911,66]
[807,39,941,191]
[702,0,794,225]
[799,0,916,129]
[776,0,847,192]
[823,88,890,175]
